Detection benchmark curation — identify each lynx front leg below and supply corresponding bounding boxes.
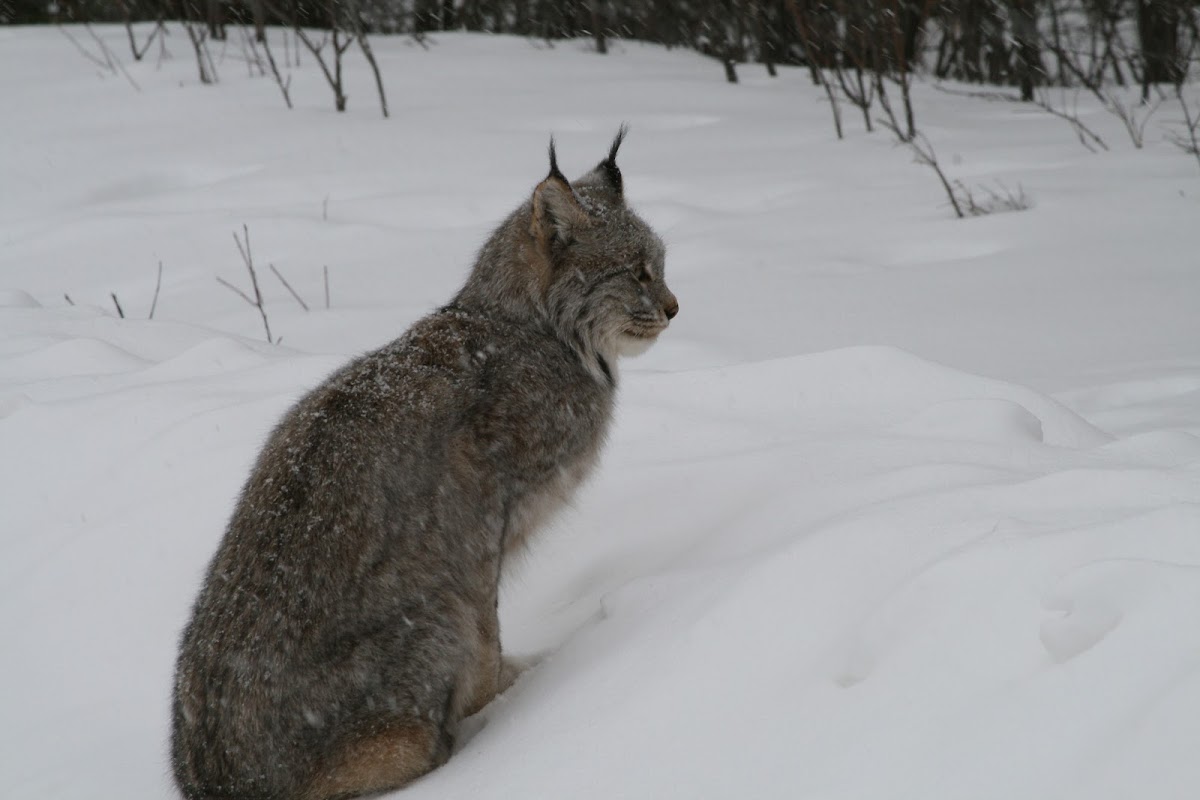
[461,648,527,718]
[460,607,504,718]
[495,653,540,709]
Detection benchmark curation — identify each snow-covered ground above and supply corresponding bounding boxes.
[2,24,1199,800]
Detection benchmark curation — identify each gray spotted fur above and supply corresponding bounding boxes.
[171,131,677,800]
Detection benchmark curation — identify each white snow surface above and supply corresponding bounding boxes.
[3,24,1200,800]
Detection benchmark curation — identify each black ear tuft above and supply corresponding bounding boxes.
[607,123,629,164]
[547,136,569,184]
[533,136,586,249]
[599,124,628,196]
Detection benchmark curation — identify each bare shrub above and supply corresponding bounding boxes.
[954,180,1032,216]
[1168,87,1200,170]
[263,0,389,117]
[218,226,275,343]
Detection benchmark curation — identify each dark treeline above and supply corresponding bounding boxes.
[5,1,1198,94]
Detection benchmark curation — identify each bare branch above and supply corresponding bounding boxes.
[294,25,345,110]
[954,179,1031,216]
[83,23,116,71]
[1030,89,1109,152]
[216,276,256,307]
[346,0,389,119]
[111,292,126,319]
[235,225,273,343]
[149,260,163,320]
[58,24,113,71]
[933,84,1109,152]
[1038,24,1165,148]
[260,28,293,109]
[183,20,218,84]
[218,226,277,342]
[834,62,876,133]
[232,227,251,270]
[875,72,911,143]
[155,21,171,70]
[238,24,266,77]
[118,1,164,63]
[1115,94,1163,148]
[269,263,310,311]
[908,133,964,219]
[1168,86,1200,171]
[261,0,346,112]
[88,23,142,92]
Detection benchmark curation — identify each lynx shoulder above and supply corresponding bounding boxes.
[171,129,677,800]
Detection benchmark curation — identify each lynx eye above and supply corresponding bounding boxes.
[635,265,652,284]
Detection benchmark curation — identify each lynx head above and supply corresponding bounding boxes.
[529,128,678,367]
[459,128,676,381]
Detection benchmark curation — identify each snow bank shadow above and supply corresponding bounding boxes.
[82,164,263,207]
[617,344,1110,463]
[471,345,1200,797]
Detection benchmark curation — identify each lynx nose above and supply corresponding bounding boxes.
[664,297,679,320]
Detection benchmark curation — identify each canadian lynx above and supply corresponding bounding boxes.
[171,129,677,800]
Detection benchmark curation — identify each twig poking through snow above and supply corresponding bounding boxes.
[60,23,142,92]
[1031,89,1109,152]
[182,18,218,85]
[217,225,274,343]
[149,260,163,320]
[58,24,111,72]
[111,292,126,319]
[60,24,140,92]
[343,0,389,119]
[260,28,293,110]
[932,84,1109,153]
[236,226,272,343]
[954,180,1032,216]
[216,276,255,307]
[87,24,141,92]
[907,133,964,219]
[237,24,266,78]
[269,263,309,311]
[1168,87,1200,172]
[119,7,164,62]
[324,266,330,310]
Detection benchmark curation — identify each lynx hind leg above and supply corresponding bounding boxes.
[301,719,452,800]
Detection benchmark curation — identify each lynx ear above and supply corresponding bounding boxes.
[596,124,628,198]
[532,138,586,249]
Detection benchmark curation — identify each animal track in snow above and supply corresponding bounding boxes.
[1039,561,1149,663]
[1039,595,1123,663]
